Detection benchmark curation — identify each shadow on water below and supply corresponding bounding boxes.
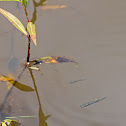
[0,66,27,120]
[8,31,18,74]
[0,66,51,126]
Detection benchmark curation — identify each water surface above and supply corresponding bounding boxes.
[0,0,126,126]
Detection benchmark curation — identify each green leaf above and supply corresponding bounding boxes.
[3,76,35,92]
[27,22,37,45]
[21,0,28,7]
[0,8,28,36]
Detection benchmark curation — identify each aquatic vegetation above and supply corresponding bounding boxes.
[29,56,76,66]
[27,22,36,45]
[0,0,106,125]
[0,8,28,36]
[0,0,75,125]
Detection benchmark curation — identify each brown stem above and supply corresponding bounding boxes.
[22,5,29,22]
[22,4,31,62]
[27,35,30,62]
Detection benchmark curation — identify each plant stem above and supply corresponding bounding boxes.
[22,4,31,62]
[22,5,29,22]
[27,35,30,62]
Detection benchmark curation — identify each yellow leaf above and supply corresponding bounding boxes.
[42,5,66,10]
[0,76,35,92]
[27,22,37,45]
[29,56,77,66]
[0,8,28,36]
[0,74,15,90]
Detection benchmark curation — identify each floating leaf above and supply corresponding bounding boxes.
[80,97,106,108]
[21,0,28,7]
[0,119,20,126]
[29,56,76,66]
[0,8,28,36]
[42,5,66,10]
[2,76,35,92]
[27,22,36,45]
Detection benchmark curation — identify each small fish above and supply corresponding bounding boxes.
[68,78,87,84]
[80,97,106,108]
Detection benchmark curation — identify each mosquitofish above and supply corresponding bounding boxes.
[68,78,87,84]
[80,97,106,108]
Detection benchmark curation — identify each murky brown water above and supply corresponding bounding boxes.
[1,0,126,126]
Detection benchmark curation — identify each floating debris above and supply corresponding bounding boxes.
[80,97,106,108]
[68,78,87,84]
